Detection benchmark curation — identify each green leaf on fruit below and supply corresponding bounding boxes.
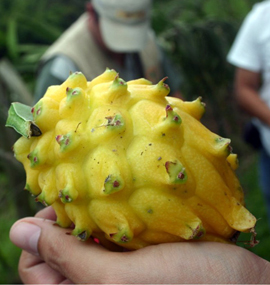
[5,102,42,138]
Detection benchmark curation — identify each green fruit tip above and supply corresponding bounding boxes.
[72,229,90,241]
[66,87,83,100]
[105,114,125,129]
[158,77,169,88]
[197,96,206,108]
[109,231,131,243]
[56,133,72,151]
[59,190,73,203]
[113,74,127,87]
[103,174,124,194]
[27,150,40,167]
[215,137,232,155]
[69,71,83,78]
[188,224,205,240]
[106,67,116,73]
[35,194,49,207]
[165,105,182,125]
[165,160,187,184]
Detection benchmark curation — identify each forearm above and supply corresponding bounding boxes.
[235,68,270,126]
[236,86,270,126]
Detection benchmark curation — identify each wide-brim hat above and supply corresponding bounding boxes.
[92,0,152,52]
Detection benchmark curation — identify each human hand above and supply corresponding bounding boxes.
[10,207,270,284]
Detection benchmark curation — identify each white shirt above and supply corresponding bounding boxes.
[227,0,270,155]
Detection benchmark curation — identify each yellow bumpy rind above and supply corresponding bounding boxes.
[12,69,257,249]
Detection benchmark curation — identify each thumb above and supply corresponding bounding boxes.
[9,217,115,283]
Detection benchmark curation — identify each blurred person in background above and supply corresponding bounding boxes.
[227,0,270,229]
[34,0,182,102]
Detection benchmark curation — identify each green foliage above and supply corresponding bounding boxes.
[0,196,22,284]
[0,0,86,88]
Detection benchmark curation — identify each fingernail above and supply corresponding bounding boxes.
[10,222,41,256]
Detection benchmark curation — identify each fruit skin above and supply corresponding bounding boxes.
[11,69,256,250]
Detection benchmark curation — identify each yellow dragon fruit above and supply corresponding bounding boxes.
[6,69,257,250]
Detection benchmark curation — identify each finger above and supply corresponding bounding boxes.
[9,217,114,284]
[18,250,71,284]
